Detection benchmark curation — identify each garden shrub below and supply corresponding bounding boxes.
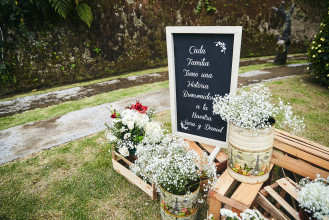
[308,6,329,88]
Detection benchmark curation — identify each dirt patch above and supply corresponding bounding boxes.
[22,116,60,130]
[239,54,306,67]
[238,64,308,87]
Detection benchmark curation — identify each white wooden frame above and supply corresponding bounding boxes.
[166,26,242,154]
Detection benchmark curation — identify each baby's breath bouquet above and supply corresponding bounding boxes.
[105,101,158,157]
[131,133,217,195]
[212,84,304,134]
[297,175,329,220]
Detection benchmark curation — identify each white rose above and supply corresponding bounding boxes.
[106,132,117,142]
[124,133,131,140]
[118,146,129,157]
[120,127,127,132]
[127,121,134,130]
[135,113,150,128]
[145,122,162,134]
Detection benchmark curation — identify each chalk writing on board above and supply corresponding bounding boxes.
[173,33,234,142]
[179,42,228,133]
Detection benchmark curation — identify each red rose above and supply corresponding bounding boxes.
[127,101,148,113]
[110,111,117,118]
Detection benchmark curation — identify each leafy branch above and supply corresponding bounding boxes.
[194,0,217,15]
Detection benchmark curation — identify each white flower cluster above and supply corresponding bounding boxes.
[213,84,304,134]
[120,109,150,130]
[144,121,163,143]
[297,175,329,220]
[131,133,217,195]
[220,208,267,220]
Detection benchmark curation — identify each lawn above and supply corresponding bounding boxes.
[0,74,328,219]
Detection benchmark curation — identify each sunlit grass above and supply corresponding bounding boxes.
[265,75,329,146]
[0,132,160,219]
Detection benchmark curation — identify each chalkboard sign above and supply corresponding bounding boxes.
[166,26,242,148]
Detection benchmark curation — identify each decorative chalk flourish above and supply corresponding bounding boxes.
[180,121,189,130]
[214,41,226,54]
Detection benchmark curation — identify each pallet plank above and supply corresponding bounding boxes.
[276,178,299,200]
[264,186,300,220]
[271,151,329,180]
[255,193,289,220]
[112,158,156,200]
[231,182,264,208]
[274,136,329,160]
[209,171,238,220]
[113,151,133,166]
[213,170,236,195]
[275,129,329,153]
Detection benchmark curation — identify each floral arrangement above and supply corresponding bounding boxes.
[297,175,329,220]
[218,208,267,220]
[131,133,217,196]
[212,84,304,134]
[105,101,159,157]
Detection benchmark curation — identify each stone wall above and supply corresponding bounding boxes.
[0,0,325,96]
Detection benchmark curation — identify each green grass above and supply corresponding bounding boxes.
[0,67,168,101]
[265,75,329,146]
[0,132,160,219]
[0,81,169,131]
[239,59,307,74]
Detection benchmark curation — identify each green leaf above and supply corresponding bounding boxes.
[75,2,93,28]
[50,0,73,19]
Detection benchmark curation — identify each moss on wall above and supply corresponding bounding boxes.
[0,0,325,96]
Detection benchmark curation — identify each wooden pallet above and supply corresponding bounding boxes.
[255,177,300,220]
[208,129,329,220]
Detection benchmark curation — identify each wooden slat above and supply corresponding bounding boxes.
[274,135,329,160]
[208,197,222,220]
[212,170,236,195]
[264,186,300,220]
[187,140,206,157]
[112,158,156,200]
[260,182,279,196]
[113,151,133,166]
[275,133,329,155]
[209,190,250,212]
[276,178,299,200]
[275,129,329,152]
[231,181,264,208]
[255,193,289,220]
[274,139,329,171]
[271,151,329,180]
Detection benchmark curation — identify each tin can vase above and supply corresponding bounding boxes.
[159,185,200,220]
[227,122,275,184]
